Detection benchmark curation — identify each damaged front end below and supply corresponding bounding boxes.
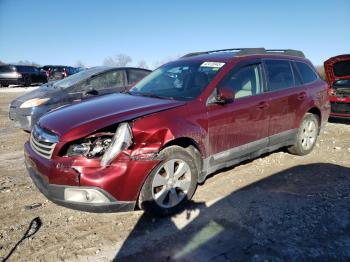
[24,122,163,212]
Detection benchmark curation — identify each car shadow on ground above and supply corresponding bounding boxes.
[114,163,350,261]
[328,118,350,125]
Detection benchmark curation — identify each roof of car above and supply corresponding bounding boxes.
[178,48,306,63]
[88,66,151,71]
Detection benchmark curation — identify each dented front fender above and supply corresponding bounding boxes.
[130,102,208,158]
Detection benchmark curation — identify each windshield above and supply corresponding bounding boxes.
[334,79,350,87]
[129,61,225,100]
[54,67,110,89]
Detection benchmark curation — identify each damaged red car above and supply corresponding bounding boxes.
[324,54,350,118]
[24,48,330,216]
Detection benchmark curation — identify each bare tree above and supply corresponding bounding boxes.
[74,60,85,68]
[16,60,41,67]
[316,65,325,80]
[103,54,132,67]
[103,57,115,66]
[137,60,149,69]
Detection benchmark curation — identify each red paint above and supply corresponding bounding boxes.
[324,54,350,118]
[25,52,331,203]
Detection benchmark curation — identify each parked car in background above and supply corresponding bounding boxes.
[9,66,151,131]
[40,65,80,81]
[23,48,330,216]
[0,65,48,87]
[324,54,350,118]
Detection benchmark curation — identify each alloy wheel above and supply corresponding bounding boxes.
[300,119,317,151]
[151,159,192,208]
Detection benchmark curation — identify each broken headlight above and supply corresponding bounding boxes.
[64,123,133,167]
[66,136,113,158]
[101,123,133,167]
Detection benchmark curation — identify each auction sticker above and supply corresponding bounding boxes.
[200,62,225,68]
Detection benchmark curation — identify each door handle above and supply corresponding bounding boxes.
[256,101,269,110]
[297,92,307,100]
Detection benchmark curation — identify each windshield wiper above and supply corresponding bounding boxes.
[128,92,173,100]
[137,92,174,100]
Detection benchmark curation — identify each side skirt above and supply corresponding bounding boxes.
[198,129,297,183]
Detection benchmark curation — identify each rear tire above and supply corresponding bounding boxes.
[138,145,198,216]
[288,113,319,156]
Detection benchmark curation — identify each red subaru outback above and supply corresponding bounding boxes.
[24,48,330,216]
[324,54,350,118]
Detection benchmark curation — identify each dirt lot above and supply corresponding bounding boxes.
[0,90,349,261]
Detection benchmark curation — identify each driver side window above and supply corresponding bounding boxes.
[219,63,264,99]
[89,70,125,90]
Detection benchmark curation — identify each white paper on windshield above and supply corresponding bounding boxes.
[200,62,225,68]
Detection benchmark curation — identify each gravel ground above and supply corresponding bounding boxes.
[0,91,349,261]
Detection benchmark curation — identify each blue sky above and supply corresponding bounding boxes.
[0,0,349,68]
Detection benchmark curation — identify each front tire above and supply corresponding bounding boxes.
[288,113,319,156]
[138,145,198,216]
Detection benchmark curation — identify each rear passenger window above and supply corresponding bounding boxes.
[219,63,264,99]
[291,62,303,86]
[265,60,294,91]
[128,70,149,85]
[295,62,318,84]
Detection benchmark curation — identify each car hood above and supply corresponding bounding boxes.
[11,82,58,106]
[38,93,186,141]
[324,54,350,85]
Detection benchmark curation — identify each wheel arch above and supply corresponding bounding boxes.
[161,137,203,174]
[307,106,322,129]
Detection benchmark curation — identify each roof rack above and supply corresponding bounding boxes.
[182,48,305,58]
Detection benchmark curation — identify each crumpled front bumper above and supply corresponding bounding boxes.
[25,157,136,213]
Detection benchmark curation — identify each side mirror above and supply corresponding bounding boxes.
[83,89,98,96]
[216,87,235,104]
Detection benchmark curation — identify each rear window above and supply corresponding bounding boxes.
[265,60,294,91]
[52,67,65,73]
[333,61,350,77]
[0,66,16,72]
[295,62,318,84]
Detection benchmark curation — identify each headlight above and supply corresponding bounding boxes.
[20,98,50,108]
[65,136,113,158]
[63,122,133,167]
[101,123,133,167]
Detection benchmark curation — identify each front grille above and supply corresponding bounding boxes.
[30,125,58,159]
[331,102,350,114]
